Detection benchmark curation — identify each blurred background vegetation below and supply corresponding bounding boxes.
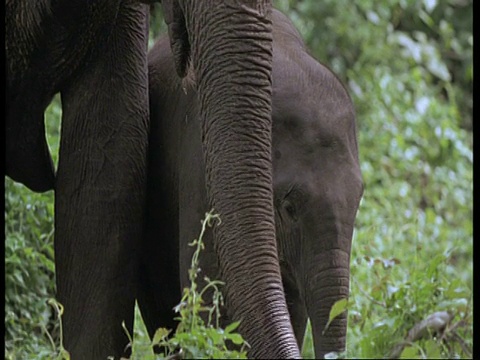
[5,0,472,358]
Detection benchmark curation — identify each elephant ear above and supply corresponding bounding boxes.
[161,0,190,78]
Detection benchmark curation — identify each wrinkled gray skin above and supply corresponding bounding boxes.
[142,9,363,359]
[6,1,150,358]
[7,0,299,358]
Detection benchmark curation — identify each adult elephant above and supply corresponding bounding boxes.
[142,8,363,359]
[6,1,150,358]
[6,0,299,359]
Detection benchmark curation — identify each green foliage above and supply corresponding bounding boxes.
[129,212,249,359]
[276,0,472,131]
[47,299,72,360]
[347,250,472,358]
[5,178,57,359]
[148,4,167,49]
[5,99,62,360]
[157,212,248,359]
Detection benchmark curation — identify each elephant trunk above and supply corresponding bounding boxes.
[187,2,300,358]
[305,247,351,359]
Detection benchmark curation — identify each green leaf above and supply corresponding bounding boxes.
[400,346,419,359]
[227,333,244,346]
[224,321,240,334]
[152,327,171,346]
[173,332,192,341]
[424,339,442,358]
[323,298,349,334]
[205,328,224,345]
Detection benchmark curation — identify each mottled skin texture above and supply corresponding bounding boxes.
[7,0,299,358]
[142,9,363,359]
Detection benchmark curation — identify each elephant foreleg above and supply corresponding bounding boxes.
[137,192,181,341]
[54,4,149,358]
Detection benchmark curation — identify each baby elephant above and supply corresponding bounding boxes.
[138,9,363,358]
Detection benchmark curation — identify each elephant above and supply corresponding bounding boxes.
[5,0,149,359]
[6,1,300,358]
[7,1,150,358]
[141,8,363,359]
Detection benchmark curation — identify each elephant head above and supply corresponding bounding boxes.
[271,10,364,356]
[7,1,150,358]
[158,1,300,358]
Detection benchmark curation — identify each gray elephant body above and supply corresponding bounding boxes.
[142,9,363,358]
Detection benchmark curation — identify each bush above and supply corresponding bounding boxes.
[5,98,61,359]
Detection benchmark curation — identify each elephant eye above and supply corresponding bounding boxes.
[283,200,298,221]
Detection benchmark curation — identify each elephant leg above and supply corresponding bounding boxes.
[137,165,181,340]
[139,45,188,345]
[54,4,149,359]
[137,213,180,340]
